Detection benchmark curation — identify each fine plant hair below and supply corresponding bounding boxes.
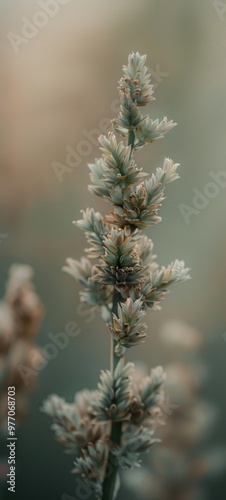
[42,52,190,500]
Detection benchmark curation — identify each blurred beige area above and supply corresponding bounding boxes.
[0,0,145,217]
[0,0,226,348]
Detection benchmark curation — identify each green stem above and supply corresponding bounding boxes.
[128,129,135,152]
[102,291,122,500]
[102,131,135,499]
[102,422,121,500]
[111,291,122,371]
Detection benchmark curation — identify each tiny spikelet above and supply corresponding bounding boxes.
[73,441,108,499]
[127,260,190,310]
[106,158,180,230]
[134,235,158,270]
[92,359,134,422]
[88,133,147,201]
[112,92,146,136]
[88,157,110,199]
[112,425,158,468]
[108,298,147,348]
[75,208,109,258]
[130,366,166,425]
[63,256,92,285]
[93,228,146,291]
[120,52,155,107]
[41,391,106,456]
[134,116,177,149]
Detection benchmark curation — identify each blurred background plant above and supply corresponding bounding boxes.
[0,0,226,498]
[0,265,44,496]
[123,320,226,500]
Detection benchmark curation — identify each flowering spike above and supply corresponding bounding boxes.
[43,52,190,500]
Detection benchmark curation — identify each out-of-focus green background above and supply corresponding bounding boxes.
[1,0,226,498]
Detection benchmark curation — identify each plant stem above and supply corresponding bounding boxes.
[111,291,122,372]
[128,129,135,150]
[102,422,121,500]
[102,131,135,499]
[102,290,122,500]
